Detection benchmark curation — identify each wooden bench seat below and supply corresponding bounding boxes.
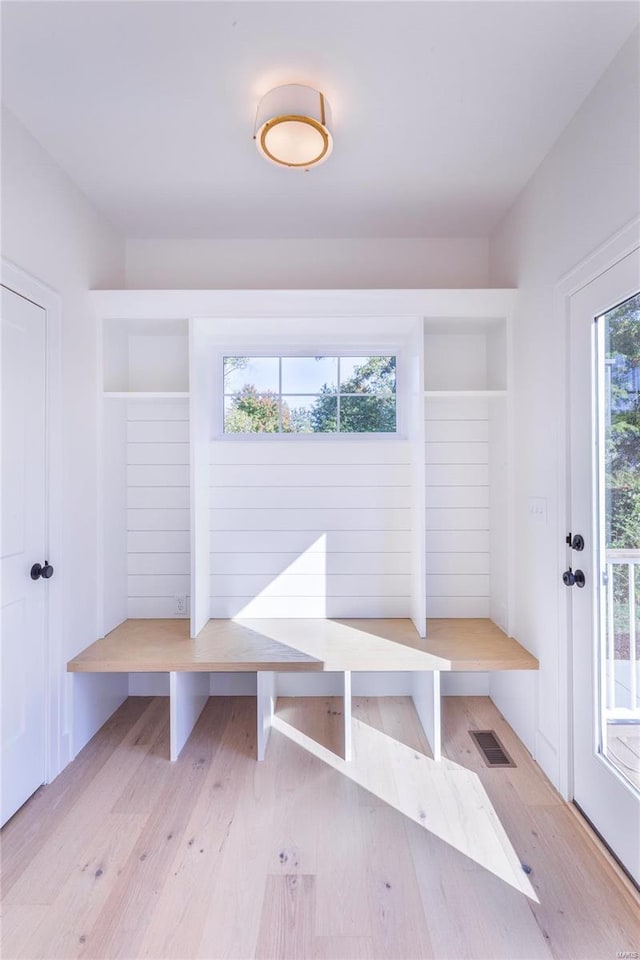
[67,617,538,674]
[67,617,537,764]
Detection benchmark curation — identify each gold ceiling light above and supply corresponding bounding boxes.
[253,84,333,170]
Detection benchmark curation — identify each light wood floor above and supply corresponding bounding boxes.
[1,696,638,960]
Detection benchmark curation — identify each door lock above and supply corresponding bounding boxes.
[30,561,54,581]
[565,532,585,551]
[562,567,585,588]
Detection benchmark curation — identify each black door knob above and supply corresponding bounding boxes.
[30,561,54,581]
[562,567,585,588]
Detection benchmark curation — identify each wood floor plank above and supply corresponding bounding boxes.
[0,905,49,959]
[441,696,559,807]
[360,805,434,960]
[138,698,258,960]
[0,697,151,898]
[3,698,168,906]
[313,937,374,959]
[75,700,225,960]
[441,696,640,959]
[254,874,316,960]
[1,694,637,960]
[351,699,390,807]
[195,706,291,960]
[7,814,148,960]
[406,813,553,960]
[507,801,639,960]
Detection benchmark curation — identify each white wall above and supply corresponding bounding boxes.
[488,31,640,789]
[125,238,489,289]
[126,399,191,619]
[1,106,126,761]
[424,397,491,619]
[209,440,412,618]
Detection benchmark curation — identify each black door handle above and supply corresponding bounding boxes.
[562,567,585,588]
[31,561,54,581]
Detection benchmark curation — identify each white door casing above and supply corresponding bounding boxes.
[1,286,48,825]
[569,247,640,884]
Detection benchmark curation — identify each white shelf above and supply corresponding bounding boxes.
[424,389,507,398]
[102,318,189,393]
[103,391,190,399]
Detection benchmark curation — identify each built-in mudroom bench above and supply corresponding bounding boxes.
[68,617,537,761]
[68,288,539,765]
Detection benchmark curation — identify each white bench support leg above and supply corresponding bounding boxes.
[257,671,275,761]
[169,671,210,761]
[411,670,441,761]
[342,670,352,761]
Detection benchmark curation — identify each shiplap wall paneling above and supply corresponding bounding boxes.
[209,441,412,619]
[101,399,128,635]
[127,399,190,618]
[424,396,490,618]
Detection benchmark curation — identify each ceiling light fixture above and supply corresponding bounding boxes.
[253,84,333,170]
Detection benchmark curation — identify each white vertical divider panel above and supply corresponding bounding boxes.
[411,671,441,761]
[409,317,426,636]
[342,671,353,761]
[256,671,276,761]
[169,671,209,761]
[100,400,128,636]
[504,313,515,638]
[190,319,211,637]
[71,673,128,758]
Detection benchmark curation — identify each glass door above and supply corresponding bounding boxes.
[600,293,640,792]
[570,249,639,885]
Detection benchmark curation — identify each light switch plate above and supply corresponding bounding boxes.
[528,496,547,523]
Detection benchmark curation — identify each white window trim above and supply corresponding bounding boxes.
[213,344,408,441]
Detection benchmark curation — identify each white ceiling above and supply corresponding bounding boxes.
[2,1,638,239]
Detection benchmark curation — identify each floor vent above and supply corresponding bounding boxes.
[469,730,516,768]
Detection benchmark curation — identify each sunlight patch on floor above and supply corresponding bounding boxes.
[271,712,538,901]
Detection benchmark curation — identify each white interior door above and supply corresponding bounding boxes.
[569,249,640,884]
[1,285,48,826]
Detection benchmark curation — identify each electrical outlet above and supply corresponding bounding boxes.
[174,595,187,616]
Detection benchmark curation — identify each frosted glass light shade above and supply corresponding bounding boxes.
[254,84,333,169]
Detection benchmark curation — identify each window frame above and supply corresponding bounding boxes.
[214,345,406,440]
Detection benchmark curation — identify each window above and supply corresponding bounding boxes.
[223,355,397,434]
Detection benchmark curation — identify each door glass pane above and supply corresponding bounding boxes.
[599,291,640,791]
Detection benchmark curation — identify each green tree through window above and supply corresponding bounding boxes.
[223,355,396,434]
[606,293,640,551]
